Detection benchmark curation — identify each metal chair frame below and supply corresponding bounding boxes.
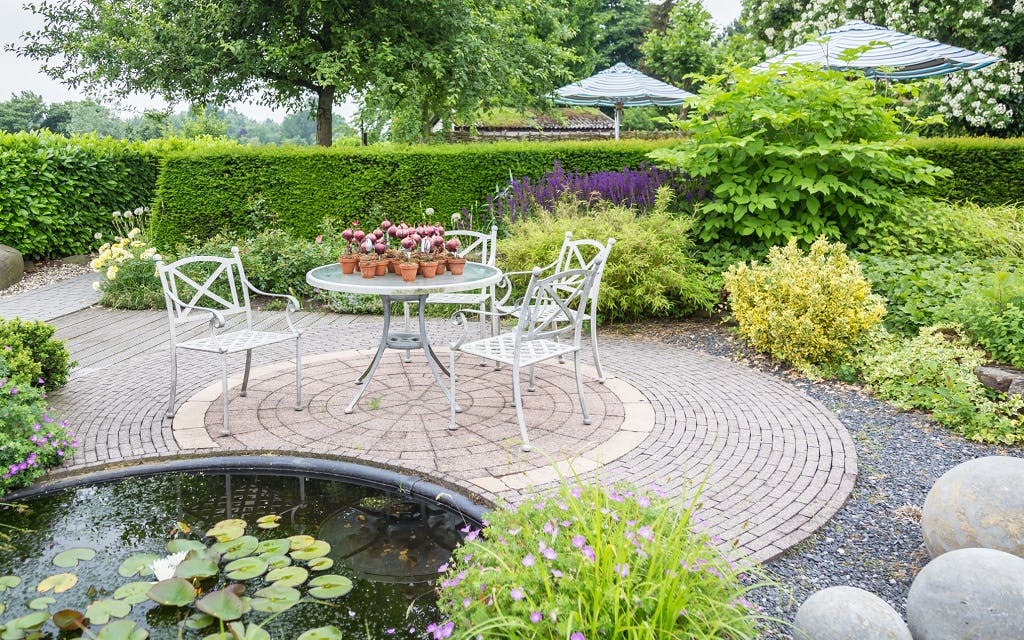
[448,255,605,452]
[155,246,302,435]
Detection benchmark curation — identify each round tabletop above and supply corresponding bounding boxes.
[306,261,502,296]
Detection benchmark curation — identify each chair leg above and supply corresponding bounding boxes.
[166,349,178,419]
[528,364,536,392]
[402,301,412,362]
[220,354,231,436]
[590,317,605,384]
[240,349,252,397]
[478,301,488,367]
[511,363,532,452]
[449,349,458,431]
[295,335,303,412]
[574,350,592,426]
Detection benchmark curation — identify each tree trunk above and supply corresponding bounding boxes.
[315,86,335,147]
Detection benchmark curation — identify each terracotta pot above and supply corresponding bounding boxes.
[338,255,358,275]
[418,260,438,278]
[399,262,418,282]
[375,260,388,276]
[388,258,398,274]
[435,258,446,275]
[359,260,377,278]
[447,257,467,275]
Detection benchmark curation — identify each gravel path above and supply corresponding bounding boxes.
[0,260,92,299]
[607,320,1016,638]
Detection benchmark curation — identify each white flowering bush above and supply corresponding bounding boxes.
[90,207,164,309]
[726,0,1024,135]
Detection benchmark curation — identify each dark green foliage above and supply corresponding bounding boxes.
[909,137,1024,205]
[148,141,669,246]
[864,199,1024,259]
[951,272,1024,369]
[0,131,159,258]
[0,318,74,391]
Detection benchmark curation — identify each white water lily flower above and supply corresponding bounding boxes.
[151,551,188,581]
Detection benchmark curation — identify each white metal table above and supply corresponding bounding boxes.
[306,262,503,414]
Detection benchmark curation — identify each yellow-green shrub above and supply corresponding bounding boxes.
[724,237,886,371]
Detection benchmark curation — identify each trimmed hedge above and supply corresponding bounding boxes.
[149,141,666,246]
[0,132,159,258]
[910,137,1024,205]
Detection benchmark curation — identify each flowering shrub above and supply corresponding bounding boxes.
[724,237,886,372]
[486,160,707,227]
[436,482,762,640]
[91,207,164,309]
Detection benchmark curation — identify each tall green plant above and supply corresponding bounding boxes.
[651,64,950,249]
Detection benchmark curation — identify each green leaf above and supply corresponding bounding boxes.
[287,535,315,550]
[53,548,96,568]
[85,599,132,625]
[307,557,334,572]
[212,535,258,560]
[146,578,196,606]
[249,585,301,613]
[37,573,78,594]
[113,581,154,605]
[255,539,291,556]
[297,627,343,640]
[289,540,330,560]
[185,613,215,630]
[0,576,22,592]
[166,539,206,554]
[174,549,220,579]
[228,622,272,640]
[28,596,56,610]
[195,589,244,622]
[205,519,247,542]
[225,556,268,580]
[256,515,281,530]
[307,575,353,599]
[266,566,308,587]
[12,611,49,630]
[118,553,159,578]
[95,619,148,640]
[261,554,292,570]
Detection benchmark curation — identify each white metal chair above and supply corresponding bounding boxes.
[402,225,499,362]
[155,246,302,436]
[448,256,605,452]
[494,232,616,382]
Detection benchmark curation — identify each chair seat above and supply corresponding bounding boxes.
[457,333,578,366]
[178,330,296,354]
[426,292,490,305]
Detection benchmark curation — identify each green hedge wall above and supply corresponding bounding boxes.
[149,141,665,246]
[0,132,160,258]
[909,137,1024,205]
[148,137,1024,248]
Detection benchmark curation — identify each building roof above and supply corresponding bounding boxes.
[455,107,614,131]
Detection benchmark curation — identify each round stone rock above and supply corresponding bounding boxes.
[921,455,1024,559]
[0,244,24,291]
[907,547,1024,640]
[793,586,911,640]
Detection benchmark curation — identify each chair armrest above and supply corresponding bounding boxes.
[449,307,513,350]
[163,289,227,330]
[244,283,301,312]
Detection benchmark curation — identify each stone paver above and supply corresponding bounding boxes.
[15,275,856,564]
[0,272,100,321]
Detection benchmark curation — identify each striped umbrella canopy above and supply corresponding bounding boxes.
[554,62,695,139]
[756,20,1002,80]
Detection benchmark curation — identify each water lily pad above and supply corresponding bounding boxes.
[37,573,78,594]
[174,550,220,580]
[287,534,315,550]
[184,613,215,630]
[228,622,271,640]
[50,609,85,632]
[290,540,330,561]
[0,625,25,640]
[0,576,22,592]
[307,575,353,599]
[53,548,96,568]
[212,535,258,560]
[205,519,247,542]
[306,557,334,572]
[224,556,268,581]
[249,585,300,613]
[147,578,196,607]
[113,582,154,605]
[166,539,206,554]
[85,599,132,625]
[266,566,308,587]
[256,515,281,530]
[255,538,290,556]
[261,554,292,570]
[202,634,232,640]
[28,597,56,610]
[297,627,343,640]
[12,611,49,629]
[118,553,159,578]
[95,619,148,640]
[195,589,244,621]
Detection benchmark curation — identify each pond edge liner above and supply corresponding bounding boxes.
[4,453,489,527]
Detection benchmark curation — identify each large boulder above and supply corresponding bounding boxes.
[793,586,911,640]
[0,245,24,291]
[906,547,1024,639]
[921,456,1024,559]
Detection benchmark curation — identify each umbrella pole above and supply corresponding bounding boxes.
[614,103,621,140]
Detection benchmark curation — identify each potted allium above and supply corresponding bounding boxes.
[398,233,419,281]
[358,236,377,279]
[416,236,439,278]
[338,221,362,274]
[445,237,466,275]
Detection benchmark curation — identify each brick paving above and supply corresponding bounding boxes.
[10,277,856,564]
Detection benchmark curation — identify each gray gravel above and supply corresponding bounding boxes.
[0,260,92,299]
[609,319,1017,639]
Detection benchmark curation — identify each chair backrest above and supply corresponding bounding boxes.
[445,226,498,266]
[154,247,254,331]
[552,232,616,312]
[513,259,603,347]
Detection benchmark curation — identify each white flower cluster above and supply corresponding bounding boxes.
[736,0,1024,133]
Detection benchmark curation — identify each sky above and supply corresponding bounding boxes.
[0,0,743,123]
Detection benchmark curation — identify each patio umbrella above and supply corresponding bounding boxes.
[554,62,695,139]
[755,20,1002,80]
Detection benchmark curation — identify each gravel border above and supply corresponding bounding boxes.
[607,319,1016,638]
[0,260,92,299]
